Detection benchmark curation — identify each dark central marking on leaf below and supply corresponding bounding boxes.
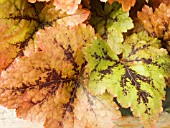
[99,65,113,75]
[137,91,152,104]
[98,62,119,80]
[5,68,76,106]
[3,3,46,70]
[6,15,40,22]
[128,44,150,58]
[120,65,153,104]
[62,81,80,119]
[90,47,118,80]
[125,58,161,69]
[54,39,80,75]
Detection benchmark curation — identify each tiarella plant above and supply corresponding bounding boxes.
[0,0,170,128]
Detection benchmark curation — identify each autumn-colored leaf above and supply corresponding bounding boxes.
[73,86,121,128]
[40,2,90,27]
[0,0,39,73]
[53,0,81,14]
[84,31,170,127]
[0,24,121,128]
[116,0,136,12]
[0,45,20,73]
[100,0,136,11]
[152,0,170,8]
[138,3,170,41]
[28,0,50,3]
[82,0,90,9]
[90,0,134,54]
[29,0,81,14]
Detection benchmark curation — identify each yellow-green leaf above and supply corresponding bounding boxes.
[84,31,170,127]
[90,0,134,54]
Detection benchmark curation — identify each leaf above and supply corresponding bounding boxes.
[28,0,50,3]
[40,2,90,27]
[73,86,121,128]
[0,44,20,73]
[152,0,170,8]
[90,0,134,54]
[0,24,121,128]
[84,31,170,127]
[53,0,81,14]
[0,0,39,72]
[138,3,170,41]
[29,0,81,15]
[100,0,136,12]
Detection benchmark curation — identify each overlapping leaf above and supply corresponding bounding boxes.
[28,0,82,15]
[90,0,134,54]
[106,0,136,12]
[28,0,50,3]
[53,0,81,14]
[39,2,90,27]
[138,3,170,41]
[73,86,121,128]
[84,31,170,127]
[0,0,39,73]
[152,0,170,8]
[0,24,121,128]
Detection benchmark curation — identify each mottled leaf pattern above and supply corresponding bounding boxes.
[90,0,134,54]
[138,3,170,41]
[0,0,170,128]
[0,24,121,128]
[0,0,39,73]
[84,31,170,127]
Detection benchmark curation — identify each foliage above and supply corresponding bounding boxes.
[0,0,170,128]
[84,32,170,127]
[138,3,170,41]
[90,0,134,54]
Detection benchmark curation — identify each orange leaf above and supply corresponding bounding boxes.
[102,0,136,11]
[53,0,81,14]
[152,0,170,8]
[138,3,170,41]
[0,24,121,128]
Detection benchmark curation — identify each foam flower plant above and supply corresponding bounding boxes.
[0,0,170,128]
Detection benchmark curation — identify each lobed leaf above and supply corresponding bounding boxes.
[100,0,136,12]
[28,0,50,3]
[53,0,81,14]
[90,0,134,54]
[0,24,121,128]
[39,2,90,27]
[152,0,170,8]
[138,3,170,41]
[0,0,39,73]
[84,31,170,127]
[28,0,81,15]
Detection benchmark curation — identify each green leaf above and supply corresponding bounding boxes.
[84,31,170,127]
[0,0,39,44]
[89,0,134,54]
